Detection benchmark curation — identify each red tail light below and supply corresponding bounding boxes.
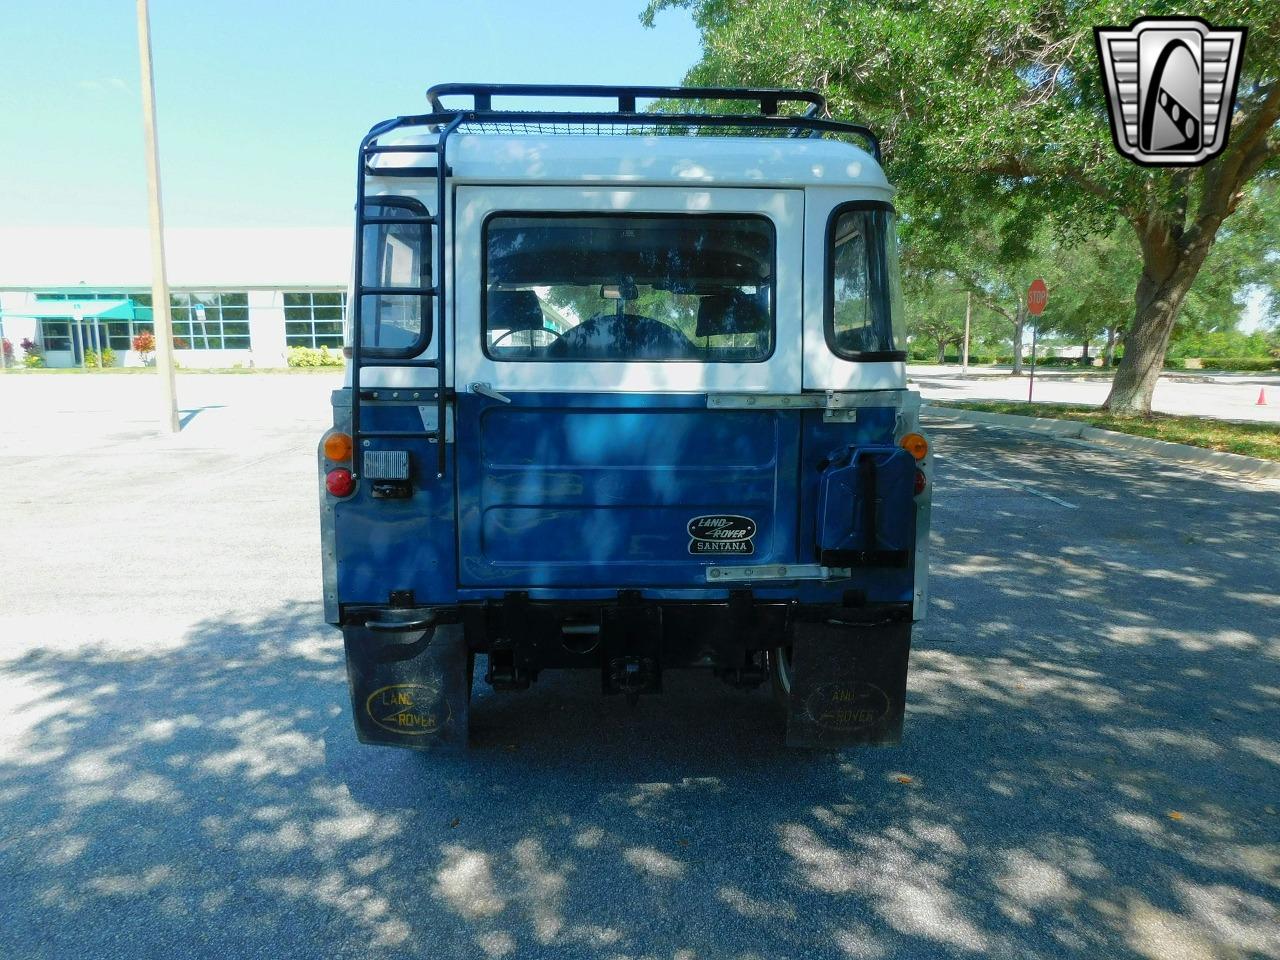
[326,468,355,497]
[914,469,927,496]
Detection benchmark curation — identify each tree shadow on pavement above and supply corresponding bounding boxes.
[1,420,1278,960]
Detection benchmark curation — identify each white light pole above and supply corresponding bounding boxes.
[136,0,180,432]
[961,290,971,374]
[72,302,86,369]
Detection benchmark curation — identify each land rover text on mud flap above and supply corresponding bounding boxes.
[319,84,931,749]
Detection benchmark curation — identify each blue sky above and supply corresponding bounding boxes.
[0,0,701,228]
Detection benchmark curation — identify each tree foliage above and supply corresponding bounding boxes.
[644,0,1280,411]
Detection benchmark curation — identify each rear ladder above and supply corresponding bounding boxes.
[350,113,463,479]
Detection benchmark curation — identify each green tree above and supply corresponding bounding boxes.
[903,280,966,361]
[904,211,1060,374]
[644,0,1280,414]
[905,279,1011,363]
[1173,181,1280,337]
[1038,226,1140,365]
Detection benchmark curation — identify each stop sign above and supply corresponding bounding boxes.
[1027,278,1048,316]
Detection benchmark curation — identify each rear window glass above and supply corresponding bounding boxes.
[359,200,431,354]
[484,214,775,362]
[827,205,906,360]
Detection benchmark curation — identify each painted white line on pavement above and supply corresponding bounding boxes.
[945,458,1080,509]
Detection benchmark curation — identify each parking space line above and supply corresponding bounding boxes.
[944,458,1080,509]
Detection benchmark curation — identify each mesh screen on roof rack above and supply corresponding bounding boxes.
[455,120,811,138]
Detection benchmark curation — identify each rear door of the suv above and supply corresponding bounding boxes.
[451,186,805,589]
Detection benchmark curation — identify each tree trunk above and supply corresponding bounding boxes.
[1104,264,1200,414]
[1103,326,1118,367]
[936,341,946,364]
[1010,303,1026,376]
[1081,339,1090,363]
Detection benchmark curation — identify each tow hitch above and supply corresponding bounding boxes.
[607,656,660,705]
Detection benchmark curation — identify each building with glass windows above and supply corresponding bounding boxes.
[0,227,350,368]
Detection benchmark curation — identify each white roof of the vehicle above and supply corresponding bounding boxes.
[371,131,893,193]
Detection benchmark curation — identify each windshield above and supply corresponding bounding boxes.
[484,214,775,362]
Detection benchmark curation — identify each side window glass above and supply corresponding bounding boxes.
[360,202,431,352]
[826,206,905,359]
[830,214,873,355]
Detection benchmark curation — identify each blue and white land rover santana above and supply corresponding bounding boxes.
[318,84,931,750]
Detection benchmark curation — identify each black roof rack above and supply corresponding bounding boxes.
[427,82,827,116]
[380,82,880,161]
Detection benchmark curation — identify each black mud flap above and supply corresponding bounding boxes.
[785,610,912,748]
[343,612,470,751]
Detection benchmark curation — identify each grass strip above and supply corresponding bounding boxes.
[931,400,1280,462]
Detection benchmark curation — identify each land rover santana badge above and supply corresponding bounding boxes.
[688,514,757,555]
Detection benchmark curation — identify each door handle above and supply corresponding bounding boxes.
[470,382,512,403]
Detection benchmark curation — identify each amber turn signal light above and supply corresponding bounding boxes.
[900,432,928,460]
[324,432,353,462]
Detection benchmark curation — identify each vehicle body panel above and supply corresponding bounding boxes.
[323,86,930,749]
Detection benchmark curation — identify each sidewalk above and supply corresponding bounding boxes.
[908,363,1280,385]
[910,366,1280,424]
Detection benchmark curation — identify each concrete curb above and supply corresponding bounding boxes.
[922,405,1280,482]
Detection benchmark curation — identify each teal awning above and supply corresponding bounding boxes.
[9,299,136,320]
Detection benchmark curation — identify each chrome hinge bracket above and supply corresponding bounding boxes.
[705,564,852,583]
[706,389,909,417]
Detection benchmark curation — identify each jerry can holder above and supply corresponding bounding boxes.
[342,607,470,750]
[784,604,912,748]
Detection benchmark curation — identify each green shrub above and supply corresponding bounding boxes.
[921,353,1014,365]
[1193,357,1280,372]
[1168,331,1272,360]
[23,353,45,368]
[287,345,345,368]
[1032,356,1088,367]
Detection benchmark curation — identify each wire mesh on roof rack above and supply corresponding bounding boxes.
[455,118,814,138]
[397,84,882,159]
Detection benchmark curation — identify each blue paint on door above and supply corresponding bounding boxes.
[455,392,799,588]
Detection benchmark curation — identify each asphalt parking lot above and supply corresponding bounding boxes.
[1,374,1277,960]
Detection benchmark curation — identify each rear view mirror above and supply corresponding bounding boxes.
[600,281,639,301]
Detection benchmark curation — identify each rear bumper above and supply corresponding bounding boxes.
[342,595,911,664]
[340,597,914,748]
